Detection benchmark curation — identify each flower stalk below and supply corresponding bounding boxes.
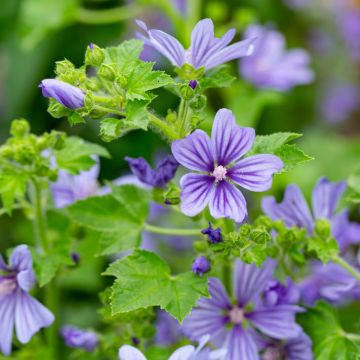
[333,255,360,283]
[143,223,200,236]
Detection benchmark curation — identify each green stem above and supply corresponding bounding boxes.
[333,255,360,282]
[93,105,125,116]
[221,261,232,294]
[143,223,200,236]
[76,5,141,25]
[148,113,179,141]
[346,333,360,342]
[45,280,59,359]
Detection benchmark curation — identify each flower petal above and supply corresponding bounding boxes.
[17,269,36,292]
[311,177,346,220]
[228,154,283,192]
[262,184,314,233]
[190,19,214,68]
[224,326,259,360]
[179,174,214,216]
[211,109,255,166]
[0,254,6,270]
[9,245,33,272]
[332,209,360,250]
[247,305,302,339]
[0,294,16,356]
[136,20,185,67]
[118,345,147,360]
[209,181,247,223]
[233,260,275,306]
[172,130,214,171]
[168,345,195,360]
[285,332,313,360]
[15,292,54,344]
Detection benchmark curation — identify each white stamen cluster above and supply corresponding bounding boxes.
[212,165,227,182]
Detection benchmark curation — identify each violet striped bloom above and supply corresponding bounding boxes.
[61,326,99,352]
[136,19,256,71]
[39,79,85,109]
[240,25,314,92]
[171,108,283,223]
[182,260,303,360]
[0,245,54,355]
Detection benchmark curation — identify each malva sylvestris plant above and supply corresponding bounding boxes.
[1,7,360,360]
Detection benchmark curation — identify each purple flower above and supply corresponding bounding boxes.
[61,326,99,352]
[0,245,54,355]
[202,222,222,243]
[125,155,179,188]
[240,24,314,92]
[171,108,283,223]
[39,79,85,109]
[51,161,99,208]
[192,256,211,276]
[263,278,300,307]
[261,332,313,360]
[189,80,198,89]
[136,19,255,71]
[183,260,303,359]
[262,177,360,251]
[155,310,182,346]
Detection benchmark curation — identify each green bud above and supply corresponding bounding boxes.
[175,64,205,81]
[266,245,279,258]
[179,83,195,100]
[190,95,207,110]
[250,228,271,244]
[47,131,66,150]
[85,43,105,67]
[189,115,203,129]
[86,78,100,92]
[163,183,180,205]
[48,101,71,118]
[10,119,30,138]
[14,144,36,165]
[0,145,14,158]
[193,241,207,252]
[55,59,75,76]
[314,219,331,239]
[98,63,117,81]
[166,111,177,123]
[116,74,127,88]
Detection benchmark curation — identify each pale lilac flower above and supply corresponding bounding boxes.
[125,155,179,188]
[192,256,211,276]
[136,18,255,71]
[240,24,314,92]
[182,260,303,360]
[155,310,182,346]
[61,326,98,352]
[171,108,283,223]
[39,79,85,109]
[0,245,54,356]
[119,334,226,360]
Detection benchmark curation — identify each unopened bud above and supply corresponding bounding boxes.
[85,43,105,67]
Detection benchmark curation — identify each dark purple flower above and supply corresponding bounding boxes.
[51,160,99,208]
[61,326,98,352]
[0,245,54,356]
[182,260,303,360]
[39,79,85,109]
[136,19,256,71]
[189,80,198,89]
[171,108,283,222]
[125,155,179,188]
[240,24,314,92]
[201,222,222,243]
[192,256,211,276]
[71,252,80,265]
[263,278,300,307]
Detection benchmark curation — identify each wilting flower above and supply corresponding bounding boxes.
[136,18,255,71]
[39,79,85,109]
[182,260,303,360]
[0,245,54,355]
[171,108,283,222]
[51,161,99,208]
[61,326,99,352]
[192,256,211,276]
[119,334,226,360]
[240,24,314,92]
[260,332,313,360]
[202,222,222,243]
[125,155,179,188]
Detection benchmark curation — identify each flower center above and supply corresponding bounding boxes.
[229,306,244,324]
[212,165,227,182]
[0,277,17,296]
[262,346,283,360]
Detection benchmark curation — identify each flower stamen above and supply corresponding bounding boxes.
[212,165,227,182]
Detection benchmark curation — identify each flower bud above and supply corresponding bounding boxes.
[98,64,116,81]
[116,75,127,88]
[180,83,195,100]
[190,94,207,110]
[85,43,105,67]
[192,256,211,276]
[10,119,30,138]
[55,59,75,76]
[47,101,71,118]
[40,79,85,109]
[189,80,198,89]
[202,222,222,243]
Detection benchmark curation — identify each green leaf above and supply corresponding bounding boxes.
[55,136,110,174]
[248,132,314,172]
[0,169,29,213]
[68,111,85,125]
[67,185,150,255]
[104,250,209,322]
[298,301,360,360]
[200,65,235,89]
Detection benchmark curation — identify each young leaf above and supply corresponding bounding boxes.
[104,250,209,322]
[200,65,235,89]
[55,136,110,174]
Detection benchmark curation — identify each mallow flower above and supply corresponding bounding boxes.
[240,24,314,92]
[171,108,283,223]
[0,245,54,355]
[119,334,226,360]
[39,79,85,109]
[61,326,99,352]
[182,260,303,360]
[136,18,256,71]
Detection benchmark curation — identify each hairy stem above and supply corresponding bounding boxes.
[148,113,179,141]
[333,255,360,283]
[143,223,200,236]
